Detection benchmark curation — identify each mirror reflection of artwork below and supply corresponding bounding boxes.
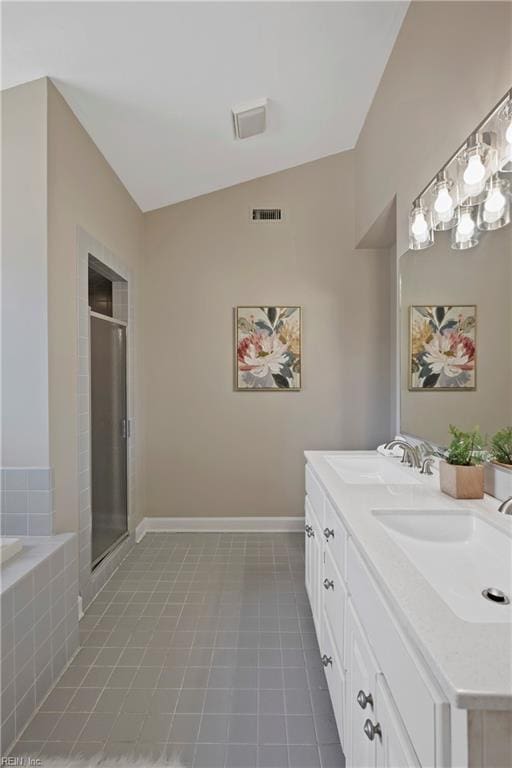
[235,306,301,391]
[409,305,476,390]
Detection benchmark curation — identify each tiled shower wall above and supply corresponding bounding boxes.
[77,227,136,609]
[0,535,79,754]
[0,468,54,536]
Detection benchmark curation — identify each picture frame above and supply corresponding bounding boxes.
[408,304,477,391]
[235,306,302,391]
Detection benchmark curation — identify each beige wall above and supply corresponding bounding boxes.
[355,1,512,253]
[1,79,49,466]
[400,228,512,446]
[143,152,392,518]
[47,81,145,533]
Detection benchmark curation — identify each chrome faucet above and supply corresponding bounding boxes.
[384,439,421,469]
[498,496,512,515]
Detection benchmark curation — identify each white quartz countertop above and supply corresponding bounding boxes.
[304,450,512,710]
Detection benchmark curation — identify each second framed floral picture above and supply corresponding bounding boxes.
[409,305,476,390]
[235,306,301,391]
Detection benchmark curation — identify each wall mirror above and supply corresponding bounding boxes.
[399,225,512,446]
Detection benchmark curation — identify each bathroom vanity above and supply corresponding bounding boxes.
[304,451,512,768]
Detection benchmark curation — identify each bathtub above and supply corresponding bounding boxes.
[0,536,22,564]
[0,534,79,754]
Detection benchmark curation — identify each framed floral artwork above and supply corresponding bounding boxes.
[235,306,301,391]
[409,305,476,390]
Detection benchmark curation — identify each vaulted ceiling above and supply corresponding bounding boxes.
[2,1,408,211]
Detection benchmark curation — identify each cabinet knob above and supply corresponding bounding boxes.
[305,524,312,533]
[357,690,373,709]
[323,578,334,590]
[321,654,333,667]
[307,529,315,538]
[323,528,335,540]
[363,718,382,741]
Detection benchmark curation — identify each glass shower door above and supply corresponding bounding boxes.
[90,314,128,567]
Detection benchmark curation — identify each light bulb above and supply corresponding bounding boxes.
[463,153,486,186]
[411,211,428,242]
[456,212,475,242]
[483,187,506,223]
[434,186,454,222]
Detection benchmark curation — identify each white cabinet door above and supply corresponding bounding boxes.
[346,603,380,768]
[375,674,420,768]
[305,499,314,603]
[305,496,323,632]
[321,606,346,747]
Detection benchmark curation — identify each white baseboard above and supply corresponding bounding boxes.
[135,518,147,543]
[136,516,303,540]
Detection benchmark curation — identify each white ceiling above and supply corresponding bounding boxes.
[2,1,408,211]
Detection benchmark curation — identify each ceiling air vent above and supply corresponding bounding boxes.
[232,99,267,140]
[252,208,282,221]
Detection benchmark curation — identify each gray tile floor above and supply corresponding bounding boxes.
[11,533,345,767]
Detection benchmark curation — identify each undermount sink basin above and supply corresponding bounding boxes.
[373,509,512,623]
[325,455,421,485]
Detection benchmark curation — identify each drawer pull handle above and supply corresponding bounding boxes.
[363,718,382,741]
[357,690,373,710]
[323,528,335,540]
[321,654,333,667]
[323,578,334,590]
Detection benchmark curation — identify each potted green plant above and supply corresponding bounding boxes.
[490,427,512,468]
[439,425,486,499]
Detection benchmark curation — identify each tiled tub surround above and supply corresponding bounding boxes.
[1,534,79,754]
[9,533,344,768]
[0,468,54,536]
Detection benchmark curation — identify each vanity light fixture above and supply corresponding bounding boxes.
[409,88,512,253]
[409,199,434,250]
[498,91,512,172]
[432,172,457,230]
[477,175,510,231]
[451,204,479,250]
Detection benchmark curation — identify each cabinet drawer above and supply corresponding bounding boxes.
[321,610,345,748]
[323,496,347,577]
[323,546,347,665]
[305,464,325,525]
[348,541,447,768]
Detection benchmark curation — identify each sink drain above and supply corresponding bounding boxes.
[482,588,510,605]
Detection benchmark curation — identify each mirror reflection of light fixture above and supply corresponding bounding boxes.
[432,171,457,230]
[409,199,434,250]
[459,134,491,202]
[477,175,510,231]
[498,92,512,172]
[451,204,479,250]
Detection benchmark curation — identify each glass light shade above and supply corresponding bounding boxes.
[458,138,492,203]
[498,98,512,172]
[451,205,479,250]
[409,202,434,250]
[432,174,458,230]
[477,176,510,231]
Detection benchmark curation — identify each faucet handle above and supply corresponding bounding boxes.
[498,496,512,515]
[420,456,435,475]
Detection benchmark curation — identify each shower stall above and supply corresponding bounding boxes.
[89,266,129,568]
